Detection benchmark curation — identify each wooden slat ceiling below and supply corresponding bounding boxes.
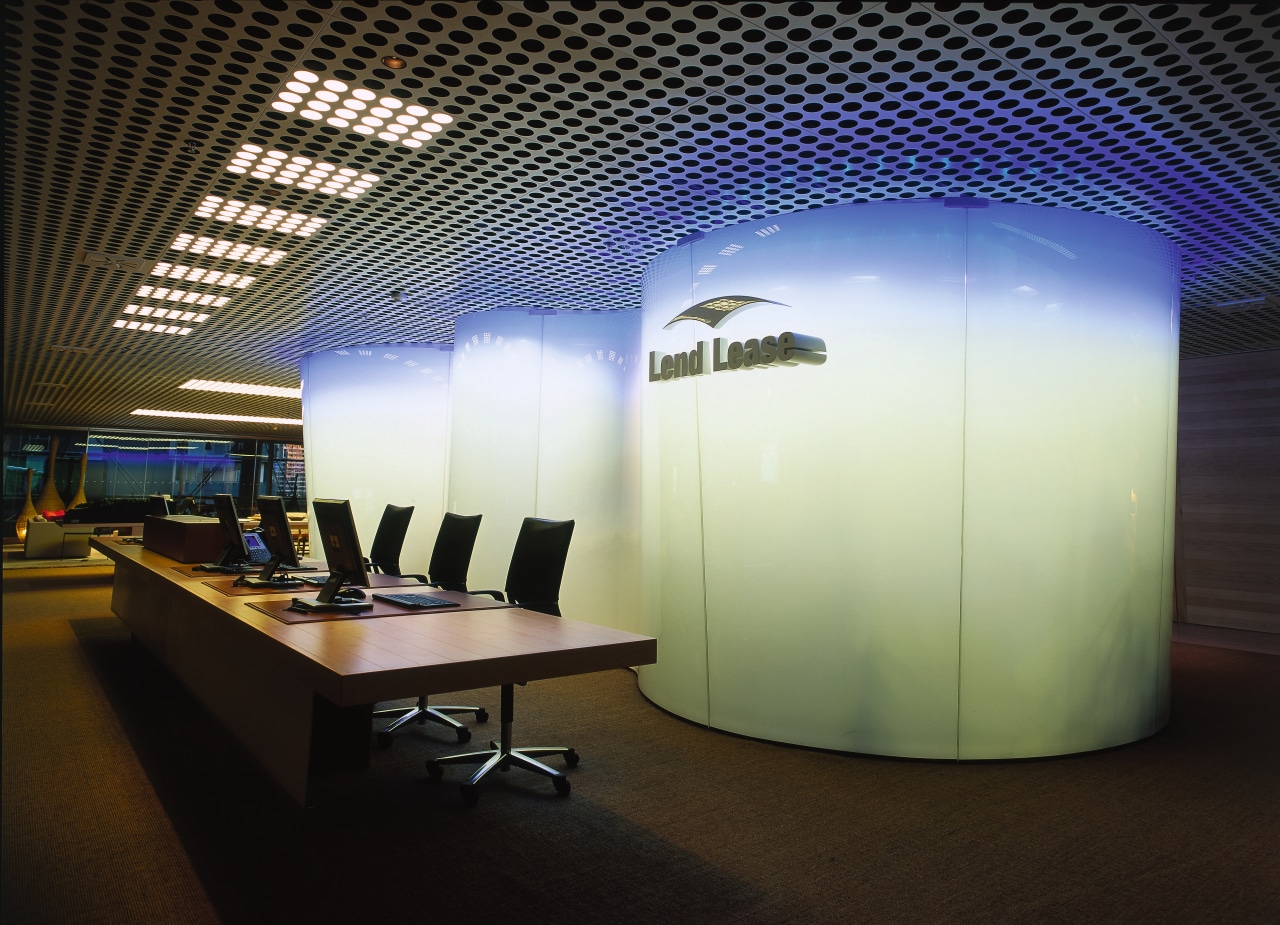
[6,0,1279,439]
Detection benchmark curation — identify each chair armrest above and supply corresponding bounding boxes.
[469,589,506,602]
[402,574,435,586]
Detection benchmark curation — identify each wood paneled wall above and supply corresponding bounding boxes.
[1175,349,1280,635]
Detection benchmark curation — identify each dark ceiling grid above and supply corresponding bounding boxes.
[4,0,1280,439]
[281,4,713,329]
[5,0,323,424]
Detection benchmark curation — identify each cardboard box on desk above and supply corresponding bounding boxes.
[143,515,226,563]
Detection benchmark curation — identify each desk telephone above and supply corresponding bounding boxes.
[243,531,272,565]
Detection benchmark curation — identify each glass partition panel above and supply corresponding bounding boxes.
[3,426,304,538]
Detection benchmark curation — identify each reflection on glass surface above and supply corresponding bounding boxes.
[448,309,640,632]
[1,427,305,534]
[300,344,453,576]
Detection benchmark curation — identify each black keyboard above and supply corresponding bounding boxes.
[288,598,372,614]
[234,576,304,589]
[371,592,455,610]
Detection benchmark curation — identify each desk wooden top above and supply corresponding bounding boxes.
[243,589,515,623]
[90,537,657,708]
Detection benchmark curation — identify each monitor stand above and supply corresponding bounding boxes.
[193,542,252,573]
[290,570,371,613]
[234,556,304,589]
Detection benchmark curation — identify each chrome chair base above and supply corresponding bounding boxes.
[425,684,577,805]
[374,696,487,746]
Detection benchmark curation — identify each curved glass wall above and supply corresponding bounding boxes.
[637,200,1179,759]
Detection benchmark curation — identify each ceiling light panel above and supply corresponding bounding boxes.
[131,409,303,425]
[226,145,381,199]
[150,264,256,288]
[180,379,302,399]
[271,71,453,147]
[169,235,289,266]
[133,286,230,308]
[122,305,210,322]
[113,321,194,336]
[193,197,327,236]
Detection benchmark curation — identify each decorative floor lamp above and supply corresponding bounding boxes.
[15,468,37,543]
[33,436,66,514]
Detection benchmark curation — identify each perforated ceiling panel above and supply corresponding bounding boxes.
[6,1,1279,437]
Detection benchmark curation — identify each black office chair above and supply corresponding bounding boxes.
[374,513,487,746]
[364,503,414,575]
[426,517,577,805]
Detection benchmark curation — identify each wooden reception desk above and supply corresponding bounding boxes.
[90,538,657,808]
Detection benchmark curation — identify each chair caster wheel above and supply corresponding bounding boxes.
[564,748,580,768]
[461,784,479,807]
[553,776,571,797]
[376,731,393,748]
[426,761,443,781]
[475,708,489,724]
[456,726,472,744]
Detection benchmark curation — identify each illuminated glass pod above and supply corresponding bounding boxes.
[637,199,1180,759]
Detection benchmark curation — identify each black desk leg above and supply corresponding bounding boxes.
[309,695,372,774]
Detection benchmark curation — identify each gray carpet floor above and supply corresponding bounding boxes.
[4,566,1278,924]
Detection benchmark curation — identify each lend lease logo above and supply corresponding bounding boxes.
[649,294,826,383]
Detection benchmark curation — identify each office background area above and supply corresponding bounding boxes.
[4,2,1278,923]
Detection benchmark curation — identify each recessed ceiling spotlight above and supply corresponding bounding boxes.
[180,379,302,399]
[131,409,303,426]
[269,70,450,148]
[193,197,327,236]
[226,145,380,199]
[381,56,407,69]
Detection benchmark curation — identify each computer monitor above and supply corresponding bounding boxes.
[148,494,172,517]
[311,498,371,604]
[210,493,252,570]
[256,495,302,569]
[227,495,309,588]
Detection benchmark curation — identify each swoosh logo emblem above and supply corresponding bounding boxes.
[663,295,786,329]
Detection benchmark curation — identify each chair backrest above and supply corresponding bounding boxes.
[366,503,414,575]
[504,517,574,617]
[426,512,482,592]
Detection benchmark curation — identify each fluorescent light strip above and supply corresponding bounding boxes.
[226,146,380,199]
[112,320,194,335]
[180,379,302,399]
[132,409,303,425]
[193,197,327,236]
[121,305,209,322]
[150,263,256,288]
[270,70,453,148]
[169,235,288,265]
[134,285,230,307]
[86,434,232,444]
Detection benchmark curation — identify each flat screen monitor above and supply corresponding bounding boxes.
[148,494,172,517]
[255,495,302,569]
[312,498,371,603]
[211,493,251,569]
